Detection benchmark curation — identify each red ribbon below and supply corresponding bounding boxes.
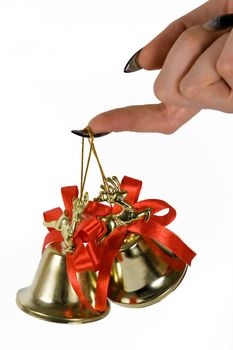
[42,176,196,312]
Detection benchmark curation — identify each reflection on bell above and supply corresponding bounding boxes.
[16,242,110,323]
[108,233,187,307]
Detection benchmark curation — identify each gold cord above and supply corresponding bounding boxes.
[80,136,84,198]
[86,127,108,188]
[79,126,108,197]
[81,143,92,195]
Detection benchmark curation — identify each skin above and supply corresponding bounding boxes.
[89,0,233,135]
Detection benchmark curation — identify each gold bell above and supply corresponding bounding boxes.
[108,233,187,307]
[16,242,110,323]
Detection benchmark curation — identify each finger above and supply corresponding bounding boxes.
[153,24,225,107]
[217,28,233,91]
[88,104,200,134]
[179,33,231,109]
[138,0,231,70]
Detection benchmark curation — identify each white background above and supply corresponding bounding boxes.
[1,0,233,349]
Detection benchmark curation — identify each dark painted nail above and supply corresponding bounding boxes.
[71,129,110,138]
[203,14,233,31]
[124,48,142,73]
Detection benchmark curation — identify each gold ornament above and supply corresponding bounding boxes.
[43,192,89,253]
[94,176,151,242]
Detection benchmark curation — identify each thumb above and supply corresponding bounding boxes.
[138,0,230,70]
[88,104,200,134]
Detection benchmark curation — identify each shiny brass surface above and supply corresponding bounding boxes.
[108,234,187,307]
[94,176,151,242]
[120,233,141,251]
[16,242,110,323]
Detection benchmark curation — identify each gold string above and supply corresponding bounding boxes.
[79,126,109,196]
[80,136,85,198]
[81,143,92,194]
[86,126,109,190]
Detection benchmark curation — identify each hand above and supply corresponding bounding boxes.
[89,0,233,135]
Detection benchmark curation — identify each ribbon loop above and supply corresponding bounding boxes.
[61,186,79,219]
[43,207,63,226]
[121,176,142,204]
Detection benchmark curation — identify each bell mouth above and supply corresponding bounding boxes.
[109,235,187,308]
[16,287,110,324]
[16,242,110,324]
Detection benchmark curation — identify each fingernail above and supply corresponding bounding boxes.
[203,13,233,31]
[124,48,142,73]
[71,129,110,138]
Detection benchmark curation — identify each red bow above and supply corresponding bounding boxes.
[43,176,196,312]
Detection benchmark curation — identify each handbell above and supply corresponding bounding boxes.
[108,233,187,307]
[16,242,110,323]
